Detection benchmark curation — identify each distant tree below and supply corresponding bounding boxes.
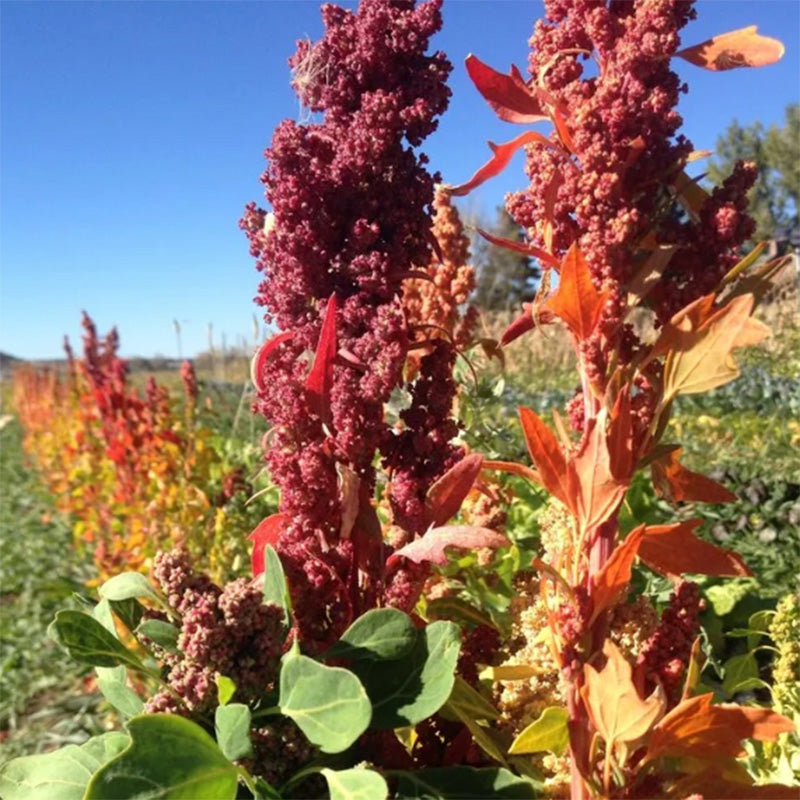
[707,104,799,239]
[473,206,541,311]
[764,104,799,226]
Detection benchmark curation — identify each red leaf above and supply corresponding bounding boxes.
[306,293,338,423]
[543,244,609,341]
[465,54,548,124]
[518,406,572,510]
[425,453,485,527]
[499,303,555,347]
[647,693,794,762]
[651,447,737,504]
[251,331,293,394]
[249,513,288,576]
[477,228,560,268]
[390,525,508,567]
[677,27,785,71]
[638,519,752,578]
[449,131,553,197]
[590,525,645,623]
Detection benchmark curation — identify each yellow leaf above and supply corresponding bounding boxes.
[509,707,570,756]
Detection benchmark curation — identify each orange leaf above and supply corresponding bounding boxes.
[465,54,548,124]
[569,416,629,533]
[483,459,543,486]
[425,453,484,527]
[518,406,572,509]
[590,525,645,623]
[449,130,553,197]
[607,388,634,481]
[543,244,609,341]
[659,294,770,400]
[581,640,666,748]
[647,693,795,762]
[338,463,360,540]
[477,227,560,268]
[638,519,752,578]
[651,447,737,504]
[306,293,338,423]
[677,26,785,71]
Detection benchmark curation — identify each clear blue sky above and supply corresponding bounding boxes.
[2,0,798,360]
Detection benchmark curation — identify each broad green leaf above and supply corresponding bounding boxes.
[215,674,237,706]
[49,611,145,670]
[97,675,145,718]
[508,707,570,756]
[279,653,371,753]
[109,597,145,632]
[326,608,417,661]
[705,580,756,616]
[215,704,253,761]
[85,714,239,800]
[262,544,291,624]
[93,599,117,634]
[99,572,162,605]
[321,767,389,800]
[355,621,461,729]
[722,652,760,696]
[393,766,537,799]
[137,619,180,652]
[0,732,129,800]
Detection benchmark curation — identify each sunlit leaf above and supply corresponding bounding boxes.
[465,54,548,124]
[638,519,752,578]
[590,524,645,623]
[542,244,609,342]
[677,26,785,71]
[646,693,794,762]
[449,131,553,197]
[390,525,508,567]
[508,707,569,756]
[581,640,666,748]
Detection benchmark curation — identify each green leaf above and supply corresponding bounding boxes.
[252,776,282,799]
[321,767,388,800]
[355,621,461,729]
[444,677,500,721]
[393,766,537,799]
[215,674,237,706]
[426,597,497,630]
[722,652,761,696]
[279,653,371,753]
[508,707,570,756]
[109,597,145,632]
[92,599,117,634]
[97,675,145,718]
[704,580,756,617]
[215,704,253,761]
[85,714,239,800]
[137,619,180,652]
[441,678,505,764]
[262,545,291,625]
[326,608,417,661]
[0,732,129,800]
[49,610,145,670]
[99,572,162,605]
